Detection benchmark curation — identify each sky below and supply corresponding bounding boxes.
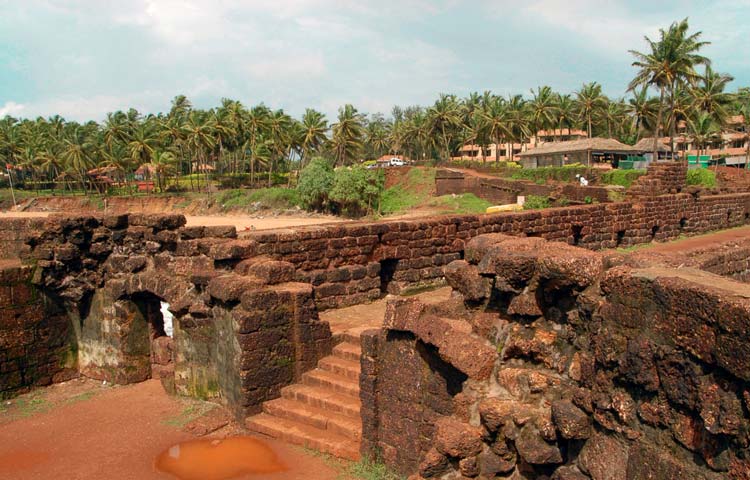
[1,0,749,122]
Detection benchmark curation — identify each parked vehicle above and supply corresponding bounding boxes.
[389,158,406,167]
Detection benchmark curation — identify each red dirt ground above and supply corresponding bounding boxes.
[0,379,343,480]
[633,225,750,254]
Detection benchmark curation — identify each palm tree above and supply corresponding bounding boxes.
[479,97,512,162]
[184,112,216,191]
[575,82,607,138]
[555,94,577,141]
[691,65,734,125]
[628,18,710,159]
[146,150,178,192]
[688,111,721,158]
[300,109,328,165]
[127,121,159,166]
[528,86,558,145]
[60,126,94,192]
[427,94,462,162]
[331,104,365,166]
[628,87,658,140]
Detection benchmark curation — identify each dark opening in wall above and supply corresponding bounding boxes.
[525,231,541,238]
[571,225,583,246]
[416,340,467,397]
[616,230,626,247]
[130,292,171,381]
[380,258,399,294]
[651,225,660,240]
[745,212,749,223]
[679,217,688,230]
[727,210,732,224]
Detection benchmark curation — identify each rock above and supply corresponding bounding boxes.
[240,260,296,285]
[478,449,516,476]
[514,426,563,465]
[626,441,714,480]
[656,352,702,411]
[551,466,589,480]
[552,400,591,440]
[418,449,450,478]
[444,260,491,302]
[459,456,480,477]
[434,417,483,459]
[507,292,543,317]
[206,274,262,303]
[578,432,628,480]
[208,239,256,260]
[479,397,518,432]
[699,381,743,436]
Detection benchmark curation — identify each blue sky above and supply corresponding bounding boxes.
[1,0,749,122]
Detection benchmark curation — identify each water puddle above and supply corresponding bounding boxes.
[154,436,286,480]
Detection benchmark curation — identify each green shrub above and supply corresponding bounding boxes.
[510,164,588,183]
[523,195,551,210]
[329,165,384,217]
[297,157,335,211]
[686,168,717,188]
[600,169,647,188]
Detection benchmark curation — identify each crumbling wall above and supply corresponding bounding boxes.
[0,266,76,399]
[362,234,750,479]
[0,217,45,259]
[627,161,688,197]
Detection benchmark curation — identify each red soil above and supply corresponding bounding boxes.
[0,379,341,480]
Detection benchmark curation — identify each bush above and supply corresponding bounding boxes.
[523,195,551,210]
[297,158,335,211]
[600,169,647,188]
[218,188,299,210]
[686,168,717,188]
[510,164,588,183]
[329,165,384,217]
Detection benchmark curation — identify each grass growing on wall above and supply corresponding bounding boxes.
[686,168,717,188]
[600,169,647,187]
[429,193,492,214]
[379,168,436,214]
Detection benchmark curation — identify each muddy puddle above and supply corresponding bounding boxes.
[154,436,286,480]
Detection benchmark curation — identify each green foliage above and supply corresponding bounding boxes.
[297,157,335,211]
[523,195,551,210]
[429,193,492,214]
[380,167,436,214]
[218,188,299,210]
[509,164,588,183]
[686,168,717,187]
[601,169,647,187]
[329,165,384,217]
[346,456,403,480]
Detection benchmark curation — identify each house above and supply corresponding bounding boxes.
[452,128,589,162]
[517,138,642,168]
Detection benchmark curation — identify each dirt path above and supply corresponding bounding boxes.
[0,211,345,232]
[0,380,343,480]
[630,226,750,254]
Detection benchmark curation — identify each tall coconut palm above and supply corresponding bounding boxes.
[527,86,558,145]
[331,104,365,166]
[427,94,462,162]
[688,111,721,158]
[691,65,734,125]
[628,18,710,159]
[575,82,607,138]
[300,109,328,165]
[479,97,512,162]
[628,87,658,140]
[555,94,578,140]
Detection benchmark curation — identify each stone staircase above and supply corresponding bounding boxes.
[246,332,362,460]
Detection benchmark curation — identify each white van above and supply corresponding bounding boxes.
[389,158,405,167]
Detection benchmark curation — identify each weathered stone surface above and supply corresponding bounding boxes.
[208,239,256,260]
[626,441,714,480]
[478,449,516,476]
[551,466,590,480]
[515,426,563,465]
[578,433,628,480]
[242,260,296,285]
[458,455,479,477]
[418,449,450,478]
[444,260,491,302]
[434,417,483,459]
[552,400,591,440]
[206,274,263,303]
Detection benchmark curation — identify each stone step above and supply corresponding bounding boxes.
[333,342,361,362]
[247,413,360,461]
[281,384,360,417]
[302,368,360,397]
[317,356,360,381]
[263,397,361,441]
[332,331,361,346]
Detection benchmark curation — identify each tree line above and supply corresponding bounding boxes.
[1,18,749,194]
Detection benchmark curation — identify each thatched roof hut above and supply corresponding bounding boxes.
[633,138,671,152]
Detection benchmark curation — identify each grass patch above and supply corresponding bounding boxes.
[217,187,300,210]
[600,169,647,188]
[379,168,436,215]
[297,448,403,480]
[13,395,52,418]
[523,195,551,210]
[686,168,717,188]
[64,390,98,405]
[162,400,217,428]
[429,193,492,214]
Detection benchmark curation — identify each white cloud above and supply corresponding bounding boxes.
[0,101,26,117]
[245,53,326,79]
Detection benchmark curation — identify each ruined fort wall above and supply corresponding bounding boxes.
[246,192,750,308]
[0,217,46,259]
[0,266,77,399]
[362,235,750,479]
